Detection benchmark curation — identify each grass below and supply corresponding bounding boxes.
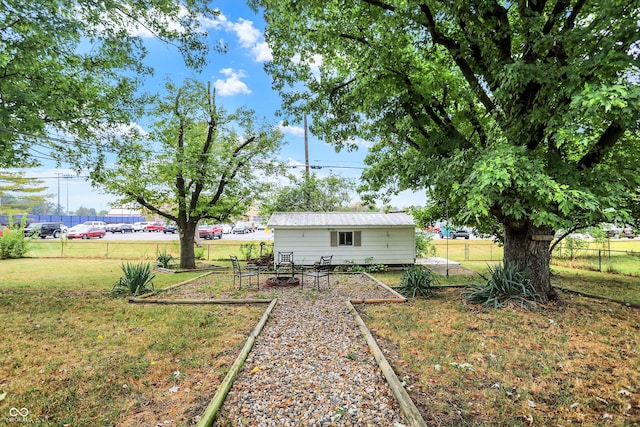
[552,254,640,277]
[372,262,639,306]
[551,266,640,305]
[0,258,206,291]
[1,253,639,425]
[360,289,640,426]
[24,239,274,261]
[0,260,263,426]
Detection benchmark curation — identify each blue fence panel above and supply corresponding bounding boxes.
[0,214,147,227]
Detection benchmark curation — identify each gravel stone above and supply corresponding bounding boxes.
[211,274,407,426]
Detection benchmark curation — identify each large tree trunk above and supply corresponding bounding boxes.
[179,221,198,269]
[502,219,557,302]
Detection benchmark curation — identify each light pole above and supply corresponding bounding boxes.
[56,173,61,215]
[64,174,72,215]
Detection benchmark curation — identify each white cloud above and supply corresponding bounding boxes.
[209,13,271,63]
[199,11,228,30]
[228,18,261,48]
[214,68,251,96]
[278,123,305,137]
[252,42,273,62]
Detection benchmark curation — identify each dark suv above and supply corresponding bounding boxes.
[23,222,63,239]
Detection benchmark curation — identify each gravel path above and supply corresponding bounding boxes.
[212,276,407,426]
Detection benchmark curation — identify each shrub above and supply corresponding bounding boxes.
[336,259,366,273]
[363,257,388,273]
[240,242,257,261]
[398,265,439,298]
[194,247,205,260]
[0,229,29,259]
[465,262,542,309]
[415,231,437,258]
[111,262,156,296]
[156,250,174,268]
[367,263,388,273]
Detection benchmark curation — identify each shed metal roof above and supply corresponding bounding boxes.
[267,212,415,228]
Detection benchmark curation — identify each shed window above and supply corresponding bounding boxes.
[339,231,353,246]
[330,231,361,247]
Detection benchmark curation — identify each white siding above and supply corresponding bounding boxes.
[273,227,415,265]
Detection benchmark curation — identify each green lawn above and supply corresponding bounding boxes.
[0,258,263,426]
[22,238,273,261]
[1,246,638,425]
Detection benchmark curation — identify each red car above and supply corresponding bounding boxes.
[146,222,164,232]
[198,224,223,240]
[67,225,106,239]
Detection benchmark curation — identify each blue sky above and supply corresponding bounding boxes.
[20,1,425,213]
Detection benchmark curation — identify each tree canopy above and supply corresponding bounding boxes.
[260,173,357,215]
[0,0,217,169]
[252,0,640,300]
[97,79,284,268]
[0,171,50,215]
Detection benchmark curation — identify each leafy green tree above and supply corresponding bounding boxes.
[0,0,216,169]
[0,171,50,214]
[97,79,284,269]
[252,0,640,301]
[30,201,59,216]
[74,206,97,216]
[261,173,356,215]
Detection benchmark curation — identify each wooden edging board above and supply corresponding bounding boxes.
[555,286,640,309]
[130,270,215,302]
[362,272,407,301]
[128,297,272,305]
[195,298,278,427]
[346,301,427,427]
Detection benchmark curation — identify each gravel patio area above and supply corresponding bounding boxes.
[207,275,409,426]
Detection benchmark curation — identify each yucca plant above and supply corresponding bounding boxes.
[156,250,174,268]
[465,262,542,309]
[111,262,156,296]
[398,265,439,298]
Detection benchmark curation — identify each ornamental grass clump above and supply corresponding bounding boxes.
[465,262,543,309]
[111,262,156,296]
[156,250,174,268]
[398,265,439,298]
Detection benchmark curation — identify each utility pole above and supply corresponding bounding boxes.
[64,174,72,214]
[303,113,310,208]
[56,173,61,215]
[304,112,309,175]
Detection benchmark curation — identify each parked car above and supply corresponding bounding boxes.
[163,223,178,234]
[132,222,148,232]
[106,223,120,232]
[23,222,64,239]
[146,221,164,232]
[221,224,233,234]
[67,225,106,239]
[83,221,107,230]
[440,229,470,239]
[108,223,133,233]
[198,224,223,240]
[604,227,637,239]
[232,222,249,234]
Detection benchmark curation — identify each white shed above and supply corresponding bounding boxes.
[267,212,416,266]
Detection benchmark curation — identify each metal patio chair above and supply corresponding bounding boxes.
[230,255,259,290]
[303,255,332,290]
[275,251,295,279]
